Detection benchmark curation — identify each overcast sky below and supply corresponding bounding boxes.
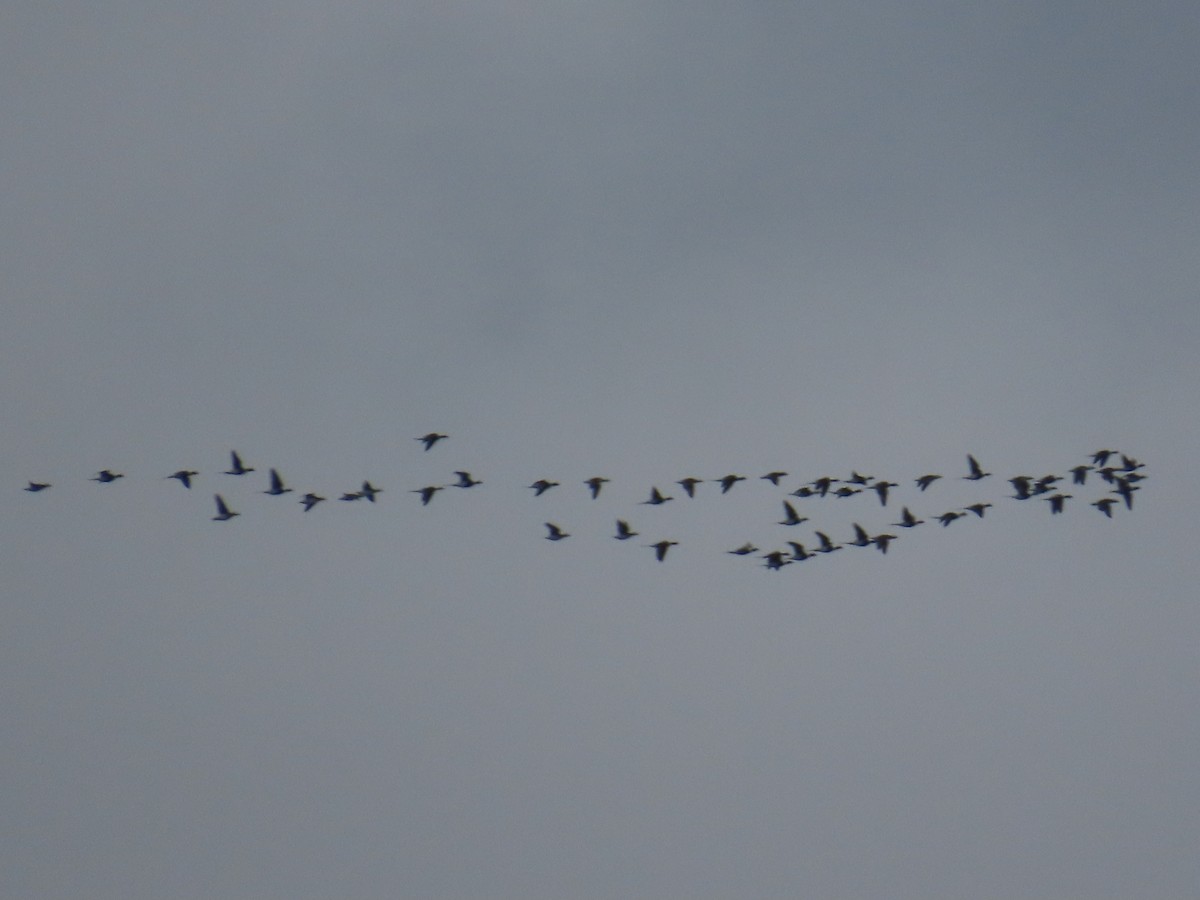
[3,2,1198,897]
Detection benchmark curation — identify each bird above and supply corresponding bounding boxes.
[778,500,807,526]
[212,494,239,521]
[614,519,639,540]
[1092,498,1117,518]
[224,451,254,476]
[544,522,570,541]
[1120,454,1144,472]
[814,531,841,553]
[872,533,898,554]
[871,480,898,506]
[1046,493,1072,514]
[915,474,941,491]
[833,486,862,498]
[847,470,873,485]
[786,541,811,561]
[359,481,383,502]
[810,476,837,497]
[641,486,673,505]
[893,507,924,528]
[91,470,123,483]
[762,551,791,571]
[676,477,703,498]
[412,485,443,506]
[647,540,679,562]
[166,470,199,489]
[848,523,873,547]
[339,491,363,501]
[761,471,788,486]
[1009,476,1033,499]
[453,471,482,488]
[1069,465,1093,485]
[1113,480,1139,510]
[529,479,559,496]
[262,468,292,496]
[936,511,963,526]
[24,482,51,492]
[1091,449,1115,466]
[963,454,990,480]
[963,502,993,518]
[728,542,759,556]
[584,476,610,499]
[717,474,746,494]
[299,492,325,512]
[416,433,448,451]
[763,551,791,570]
[790,486,816,498]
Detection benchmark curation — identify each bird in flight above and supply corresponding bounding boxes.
[963,454,990,480]
[416,433,448,451]
[872,480,898,506]
[359,481,383,502]
[453,471,482,488]
[263,468,292,496]
[529,479,559,496]
[544,522,570,541]
[647,540,679,561]
[1046,493,1072,514]
[893,507,923,528]
[728,542,759,556]
[915,474,941,491]
[340,491,363,501]
[717,474,746,494]
[936,511,963,526]
[299,492,325,512]
[91,470,123,483]
[614,519,638,540]
[641,486,672,505]
[786,541,811,561]
[763,550,790,570]
[225,451,254,476]
[584,476,610,499]
[25,481,51,492]
[1092,498,1117,518]
[1113,479,1138,510]
[212,494,238,521]
[778,500,807,526]
[676,477,703,498]
[963,502,993,518]
[814,531,841,553]
[872,533,898,554]
[761,471,788,486]
[1009,476,1033,499]
[1069,465,1093,485]
[848,523,873,547]
[166,470,199,489]
[412,485,443,506]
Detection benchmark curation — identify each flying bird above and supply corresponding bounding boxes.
[584,476,610,499]
[529,479,559,496]
[786,541,811,561]
[1046,493,1072,514]
[790,486,816,498]
[1091,449,1115,466]
[544,522,570,541]
[91,470,124,483]
[871,480,898,506]
[717,474,746,494]
[963,454,990,480]
[416,433,448,451]
[915,474,941,491]
[24,482,51,492]
[846,471,873,485]
[813,531,841,553]
[1069,465,1093,485]
[166,470,199,489]
[936,511,963,526]
[224,451,254,475]
[728,543,759,556]
[412,485,443,505]
[641,486,673,505]
[1092,498,1117,518]
[299,493,325,512]
[614,519,639,540]
[1113,480,1138,510]
[778,500,807,526]
[1009,476,1033,499]
[810,476,837,497]
[893,507,923,528]
[761,471,788,486]
[647,540,679,562]
[833,486,862,498]
[263,468,292,496]
[763,551,791,571]
[963,502,993,518]
[676,477,703,498]
[872,533,898,554]
[359,481,383,502]
[453,471,482,488]
[212,494,239,521]
[339,491,362,501]
[848,523,873,547]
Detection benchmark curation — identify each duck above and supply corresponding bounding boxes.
[717,474,746,494]
[224,451,254,476]
[872,533,898,554]
[416,433,448,451]
[813,531,841,553]
[914,474,941,491]
[529,479,559,496]
[212,494,239,521]
[848,523,873,547]
[1069,465,1093,485]
[936,511,963,527]
[544,522,570,541]
[676,477,703,498]
[963,502,993,518]
[1092,498,1117,518]
[299,493,325,512]
[453,471,482,488]
[761,471,788,486]
[412,485,443,505]
[871,480,898,506]
[846,470,873,485]
[778,500,807,526]
[963,454,990,480]
[166,470,199,489]
[339,491,363,501]
[833,486,862,498]
[647,540,678,561]
[641,486,673,505]
[614,520,639,540]
[584,476,610,499]
[1046,493,1072,514]
[263,468,293,496]
[1091,449,1115,466]
[786,541,812,562]
[763,551,791,571]
[91,470,124,483]
[810,476,837,497]
[893,507,923,528]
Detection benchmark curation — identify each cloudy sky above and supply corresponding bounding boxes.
[3,2,1198,897]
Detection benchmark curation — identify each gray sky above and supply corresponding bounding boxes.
[3,2,1198,897]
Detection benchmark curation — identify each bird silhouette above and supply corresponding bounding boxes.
[359,481,382,502]
[963,502,993,518]
[1092,498,1117,518]
[299,493,325,512]
[91,470,124,483]
[263,468,292,496]
[584,476,610,499]
[544,522,570,541]
[790,486,816,498]
[778,501,807,526]
[871,481,898,506]
[717,474,746,494]
[915,474,941,491]
[872,533,898,554]
[614,519,639,540]
[641,486,673,505]
[166,470,199,489]
[1120,454,1144,472]
[676,477,703,498]
[212,494,238,521]
[413,485,443,506]
[763,551,790,570]
[810,476,837,497]
[846,471,873,485]
[786,541,811,561]
[728,542,759,556]
[936,511,963,526]
[1091,449,1115,466]
[1113,480,1138,510]
[848,523,873,547]
[453,471,482,488]
[1069,465,1093,485]
[647,540,679,561]
[893,507,924,528]
[963,454,990,480]
[1046,493,1071,514]
[24,482,51,492]
[416,433,448,451]
[1009,476,1033,499]
[814,531,841,553]
[761,471,788,485]
[224,451,254,476]
[529,479,559,496]
[339,491,363,501]
[833,486,862,498]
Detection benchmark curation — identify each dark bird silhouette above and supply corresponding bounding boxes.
[761,550,790,570]
[648,540,678,561]
[1091,449,1115,466]
[1092,498,1117,518]
[91,470,124,483]
[641,486,673,505]
[894,507,924,528]
[544,522,570,541]
[212,494,238,521]
[761,471,788,486]
[915,474,941,491]
[814,531,841,553]
[1046,493,1072,514]
[872,480,898,506]
[1097,467,1120,484]
[676,477,703,498]
[339,491,362,501]
[413,485,443,505]
[263,468,292,496]
[453,471,482,488]
[1120,454,1144,472]
[1069,465,1093,485]
[963,502,993,518]
[847,470,873,485]
[717,474,746,494]
[25,482,51,492]
[529,479,559,496]
[936,511,963,526]
[872,533,898,554]
[786,541,811,562]
[300,492,325,512]
[728,542,759,556]
[833,486,862,498]
[167,470,199,489]
[810,476,837,497]
[963,454,990,480]
[1113,480,1139,510]
[416,433,448,451]
[224,451,254,476]
[584,476,610,499]
[848,523,873,547]
[778,501,807,526]
[1009,476,1033,499]
[614,519,638,540]
[790,486,816,498]
[763,551,791,571]
[1122,472,1147,484]
[359,481,382,502]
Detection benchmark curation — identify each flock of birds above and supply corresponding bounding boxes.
[22,437,1146,570]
